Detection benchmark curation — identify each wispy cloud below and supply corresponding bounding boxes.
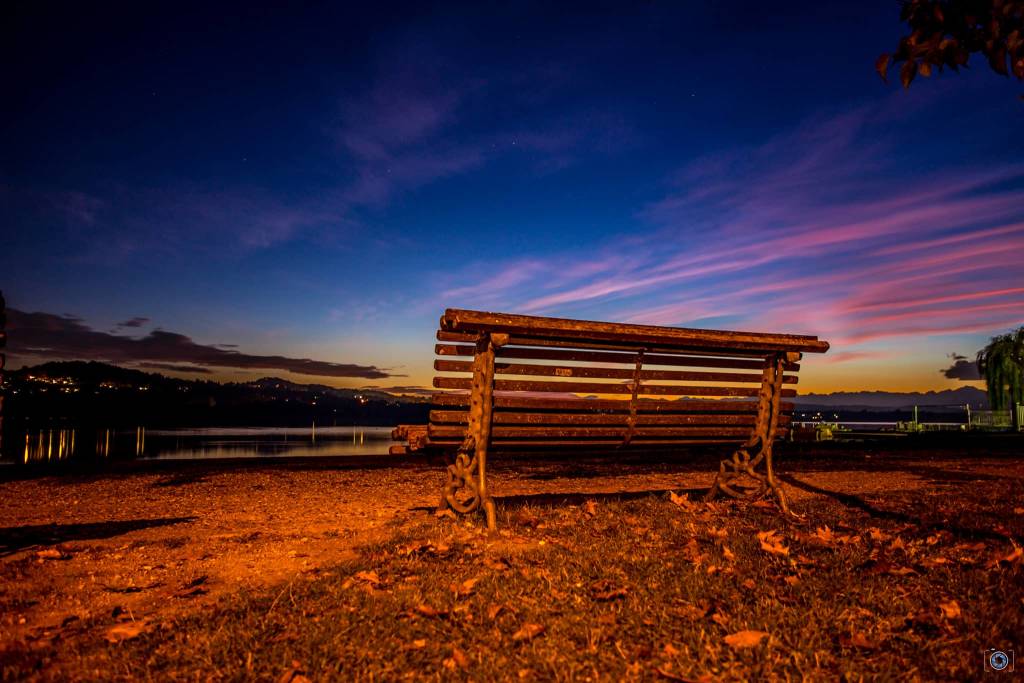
[114,317,150,329]
[136,362,214,375]
[7,309,395,379]
[429,103,1024,351]
[332,78,487,208]
[15,59,634,264]
[328,65,637,210]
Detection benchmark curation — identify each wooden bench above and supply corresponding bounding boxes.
[393,309,829,529]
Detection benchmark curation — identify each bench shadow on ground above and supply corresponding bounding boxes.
[418,467,1021,546]
[780,475,1020,544]
[493,486,709,509]
[410,487,707,515]
[0,516,197,557]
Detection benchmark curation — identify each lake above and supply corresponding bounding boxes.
[3,426,395,465]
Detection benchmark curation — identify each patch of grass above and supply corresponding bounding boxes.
[5,473,1022,682]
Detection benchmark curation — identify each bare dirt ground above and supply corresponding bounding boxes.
[1,436,1021,679]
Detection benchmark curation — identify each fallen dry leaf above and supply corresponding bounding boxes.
[887,566,917,577]
[810,526,857,545]
[483,556,512,571]
[435,509,456,520]
[862,559,917,577]
[669,491,697,511]
[35,548,68,560]
[757,530,789,556]
[784,575,799,586]
[511,622,545,642]
[671,601,710,621]
[987,544,1023,568]
[105,621,147,643]
[415,604,449,618]
[174,575,209,599]
[655,665,712,682]
[938,599,961,619]
[590,579,628,601]
[724,630,769,649]
[451,647,469,669]
[681,539,707,566]
[721,545,735,561]
[453,577,480,598]
[411,639,427,649]
[353,570,383,587]
[277,661,311,683]
[840,632,879,650]
[951,542,986,553]
[584,500,598,517]
[399,540,434,556]
[920,556,950,568]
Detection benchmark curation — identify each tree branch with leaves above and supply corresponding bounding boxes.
[877,0,1024,92]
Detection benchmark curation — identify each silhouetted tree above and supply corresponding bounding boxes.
[877,0,1024,93]
[976,326,1024,428]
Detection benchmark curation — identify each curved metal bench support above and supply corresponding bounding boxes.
[705,351,799,513]
[437,332,506,530]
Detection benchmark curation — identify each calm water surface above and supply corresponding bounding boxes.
[5,426,394,465]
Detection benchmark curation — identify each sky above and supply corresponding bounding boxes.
[2,1,1022,394]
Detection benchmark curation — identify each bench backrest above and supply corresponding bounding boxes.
[423,309,828,450]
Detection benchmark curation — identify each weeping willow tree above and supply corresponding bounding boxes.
[976,327,1024,428]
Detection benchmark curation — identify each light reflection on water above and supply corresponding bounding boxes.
[7,426,393,464]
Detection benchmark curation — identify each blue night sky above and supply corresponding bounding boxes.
[3,1,1023,393]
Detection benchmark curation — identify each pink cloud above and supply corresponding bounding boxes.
[818,351,894,364]
[424,102,1024,359]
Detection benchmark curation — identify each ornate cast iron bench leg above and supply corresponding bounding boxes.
[705,352,799,513]
[437,333,506,530]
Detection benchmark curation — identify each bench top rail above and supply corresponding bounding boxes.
[441,309,829,355]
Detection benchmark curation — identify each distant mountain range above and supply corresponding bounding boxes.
[1,361,430,429]
[2,361,991,416]
[243,377,413,402]
[794,386,988,409]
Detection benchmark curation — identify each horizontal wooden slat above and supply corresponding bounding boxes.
[429,425,754,439]
[441,309,829,354]
[437,331,482,343]
[421,428,789,444]
[434,377,796,398]
[424,439,744,447]
[430,393,795,413]
[435,344,801,371]
[424,428,788,443]
[429,410,791,427]
[436,330,799,358]
[434,359,798,385]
